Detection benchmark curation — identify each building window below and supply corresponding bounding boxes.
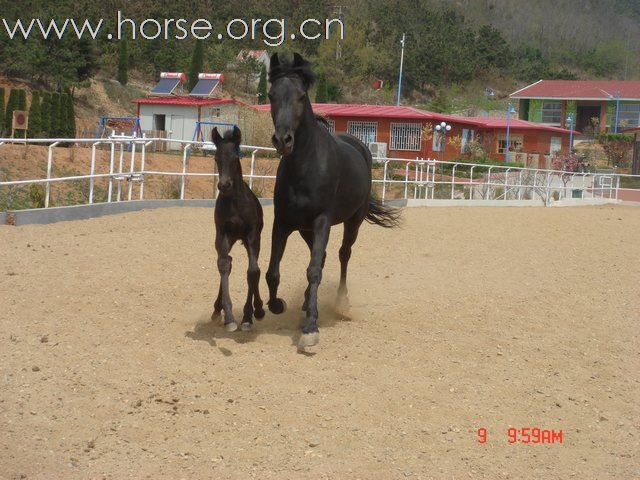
[461,128,475,153]
[390,123,422,151]
[347,121,377,144]
[497,135,524,154]
[616,104,640,128]
[541,102,562,124]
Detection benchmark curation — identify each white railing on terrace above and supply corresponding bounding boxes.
[1,135,639,210]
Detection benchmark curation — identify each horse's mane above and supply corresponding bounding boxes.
[315,115,331,130]
[268,53,315,89]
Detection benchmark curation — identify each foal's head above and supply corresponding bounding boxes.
[268,52,315,156]
[212,126,242,197]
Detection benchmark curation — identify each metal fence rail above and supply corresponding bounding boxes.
[1,135,639,210]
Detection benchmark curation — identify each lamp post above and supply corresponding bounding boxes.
[435,121,451,161]
[505,103,517,163]
[396,33,406,106]
[566,112,575,152]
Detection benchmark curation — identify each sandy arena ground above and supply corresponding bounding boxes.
[1,205,639,479]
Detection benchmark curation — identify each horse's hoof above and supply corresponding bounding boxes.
[254,308,266,319]
[225,321,238,332]
[298,332,320,350]
[268,298,287,315]
[240,322,252,332]
[211,310,221,320]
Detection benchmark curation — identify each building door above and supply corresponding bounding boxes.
[153,114,166,131]
[169,114,185,150]
[576,105,601,134]
[550,137,562,155]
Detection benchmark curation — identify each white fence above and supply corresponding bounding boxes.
[1,135,639,211]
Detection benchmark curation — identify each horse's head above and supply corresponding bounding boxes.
[211,126,242,197]
[268,52,315,156]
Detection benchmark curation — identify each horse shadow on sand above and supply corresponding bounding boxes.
[184,283,353,356]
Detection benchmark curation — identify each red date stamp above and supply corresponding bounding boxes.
[477,427,563,444]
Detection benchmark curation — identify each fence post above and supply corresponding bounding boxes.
[128,141,137,201]
[381,160,389,203]
[107,141,115,203]
[180,145,189,200]
[140,138,152,201]
[451,164,457,200]
[44,142,60,208]
[89,141,100,204]
[116,142,124,202]
[485,167,493,200]
[249,149,257,190]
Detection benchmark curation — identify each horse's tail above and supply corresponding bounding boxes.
[365,198,402,229]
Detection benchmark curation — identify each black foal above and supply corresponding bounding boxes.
[210,126,265,332]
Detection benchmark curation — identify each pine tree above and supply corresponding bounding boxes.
[187,41,204,91]
[5,89,19,131]
[55,93,66,137]
[257,65,268,104]
[17,89,27,111]
[28,91,42,137]
[49,92,60,137]
[65,93,76,138]
[118,39,128,85]
[0,87,5,134]
[315,72,328,103]
[41,92,52,137]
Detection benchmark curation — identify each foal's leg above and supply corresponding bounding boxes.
[299,215,331,350]
[336,217,363,318]
[299,229,326,312]
[240,230,265,331]
[211,284,223,319]
[266,220,291,314]
[216,234,238,332]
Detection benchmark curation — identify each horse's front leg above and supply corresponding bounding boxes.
[215,233,237,332]
[240,228,265,331]
[299,215,331,350]
[266,219,291,314]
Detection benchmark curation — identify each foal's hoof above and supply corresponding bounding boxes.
[268,298,287,315]
[254,308,266,319]
[225,321,238,332]
[240,322,253,332]
[297,332,320,352]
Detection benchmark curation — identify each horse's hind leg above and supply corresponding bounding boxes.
[299,229,326,312]
[211,284,223,319]
[240,231,264,331]
[337,217,363,318]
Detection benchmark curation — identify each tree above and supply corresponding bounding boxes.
[17,89,27,111]
[41,92,52,137]
[257,65,268,104]
[187,41,204,91]
[5,89,19,132]
[315,72,328,103]
[475,25,513,71]
[234,54,262,91]
[118,40,128,85]
[65,92,76,138]
[0,87,5,134]
[55,93,66,138]
[28,91,42,138]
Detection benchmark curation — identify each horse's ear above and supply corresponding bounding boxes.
[269,53,280,72]
[211,127,222,145]
[293,52,304,67]
[231,125,242,145]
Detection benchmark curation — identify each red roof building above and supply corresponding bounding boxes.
[510,80,640,134]
[254,103,575,162]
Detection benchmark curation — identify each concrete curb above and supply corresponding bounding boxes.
[6,199,274,226]
[2,197,634,227]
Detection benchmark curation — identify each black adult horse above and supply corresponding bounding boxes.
[266,52,400,350]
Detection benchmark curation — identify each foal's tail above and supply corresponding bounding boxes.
[365,198,402,229]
